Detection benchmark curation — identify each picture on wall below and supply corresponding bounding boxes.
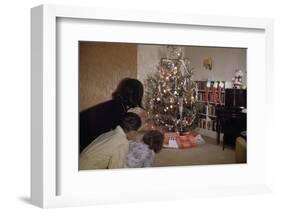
[78,42,247,170]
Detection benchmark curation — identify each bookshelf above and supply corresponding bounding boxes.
[195,81,226,140]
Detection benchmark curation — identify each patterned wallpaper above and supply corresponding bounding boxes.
[79,42,137,111]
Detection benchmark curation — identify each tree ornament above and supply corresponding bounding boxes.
[144,46,201,132]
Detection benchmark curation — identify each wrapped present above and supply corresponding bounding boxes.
[163,132,179,148]
[187,131,205,144]
[189,131,198,137]
[163,132,178,145]
[163,131,205,149]
[195,134,205,145]
[178,133,197,149]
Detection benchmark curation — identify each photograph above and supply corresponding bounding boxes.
[78,42,247,170]
[27,2,278,209]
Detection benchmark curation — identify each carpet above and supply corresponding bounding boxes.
[153,136,236,167]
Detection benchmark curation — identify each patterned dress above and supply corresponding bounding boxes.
[126,141,155,168]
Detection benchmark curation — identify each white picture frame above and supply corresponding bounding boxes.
[31,4,274,208]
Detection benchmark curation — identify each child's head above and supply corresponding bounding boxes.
[143,130,164,153]
[120,112,142,133]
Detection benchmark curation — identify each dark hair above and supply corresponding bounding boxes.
[112,78,144,109]
[120,112,142,133]
[143,130,164,153]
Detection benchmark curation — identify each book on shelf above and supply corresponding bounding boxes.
[198,104,216,117]
[195,80,227,133]
[198,117,217,131]
[195,80,225,105]
[207,104,216,117]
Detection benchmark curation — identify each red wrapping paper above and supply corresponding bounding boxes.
[164,132,198,149]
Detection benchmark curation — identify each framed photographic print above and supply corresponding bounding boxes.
[31,4,274,208]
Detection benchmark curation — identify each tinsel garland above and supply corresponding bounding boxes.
[144,46,203,132]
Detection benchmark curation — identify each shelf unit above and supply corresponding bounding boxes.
[195,81,226,140]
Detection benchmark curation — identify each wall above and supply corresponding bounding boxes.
[184,46,246,83]
[137,44,247,85]
[80,43,246,111]
[137,45,167,83]
[79,42,137,111]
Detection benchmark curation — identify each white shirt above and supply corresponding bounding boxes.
[79,126,129,170]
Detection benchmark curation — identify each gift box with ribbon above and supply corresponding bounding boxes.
[163,131,204,149]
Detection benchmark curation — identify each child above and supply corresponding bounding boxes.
[126,130,164,168]
[79,112,141,170]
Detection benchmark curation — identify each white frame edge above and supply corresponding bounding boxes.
[31,4,274,208]
[31,5,56,207]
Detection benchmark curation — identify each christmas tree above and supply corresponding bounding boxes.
[144,46,201,133]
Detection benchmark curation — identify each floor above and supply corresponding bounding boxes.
[153,136,236,167]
